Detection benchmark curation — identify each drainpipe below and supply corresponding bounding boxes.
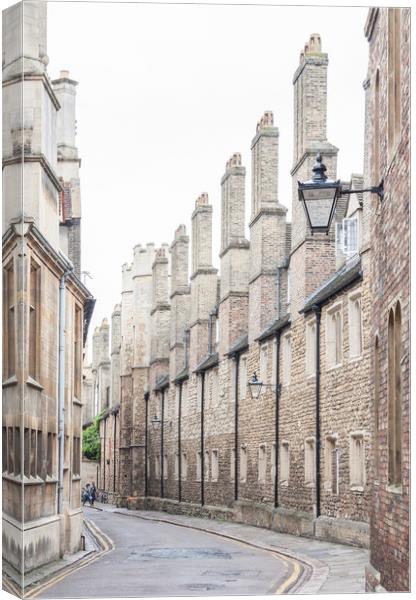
[160,389,165,499]
[144,392,149,497]
[113,412,117,494]
[58,266,72,514]
[274,332,281,508]
[178,382,182,502]
[103,418,106,490]
[313,305,322,518]
[234,354,239,501]
[200,372,205,506]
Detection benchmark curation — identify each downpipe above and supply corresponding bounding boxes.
[313,305,322,518]
[58,263,73,514]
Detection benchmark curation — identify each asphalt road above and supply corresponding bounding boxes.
[39,507,295,598]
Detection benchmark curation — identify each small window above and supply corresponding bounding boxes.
[230,448,236,482]
[74,305,82,398]
[197,377,202,412]
[259,344,268,383]
[174,453,179,480]
[239,355,247,399]
[72,436,80,477]
[280,442,290,483]
[196,451,201,481]
[155,455,160,479]
[324,436,337,492]
[349,293,362,358]
[306,319,317,376]
[29,261,41,381]
[240,446,247,482]
[335,218,358,257]
[211,450,219,482]
[282,334,291,385]
[204,450,210,482]
[181,453,187,481]
[304,438,315,485]
[163,454,168,480]
[270,443,276,481]
[182,382,188,416]
[271,339,277,385]
[258,444,266,483]
[327,305,343,368]
[211,369,219,407]
[350,433,365,489]
[3,261,16,379]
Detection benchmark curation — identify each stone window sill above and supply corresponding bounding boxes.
[73,397,83,406]
[2,375,18,389]
[72,475,81,481]
[350,485,364,493]
[26,376,44,391]
[348,355,363,364]
[387,484,402,495]
[304,481,315,488]
[279,480,289,487]
[326,363,343,373]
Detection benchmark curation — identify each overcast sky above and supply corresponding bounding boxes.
[46,0,377,353]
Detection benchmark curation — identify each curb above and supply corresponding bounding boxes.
[112,508,329,594]
[23,519,114,599]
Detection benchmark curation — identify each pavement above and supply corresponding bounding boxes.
[16,502,369,598]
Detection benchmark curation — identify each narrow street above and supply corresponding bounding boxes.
[37,507,300,598]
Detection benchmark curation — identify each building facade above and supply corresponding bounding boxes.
[2,0,94,581]
[363,7,410,592]
[97,18,410,571]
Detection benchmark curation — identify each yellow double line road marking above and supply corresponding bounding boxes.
[24,520,114,599]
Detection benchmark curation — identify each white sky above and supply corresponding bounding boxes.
[46,0,371,348]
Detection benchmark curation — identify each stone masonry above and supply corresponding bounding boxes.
[96,19,409,578]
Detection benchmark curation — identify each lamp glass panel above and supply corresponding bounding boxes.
[302,187,337,229]
[249,382,263,400]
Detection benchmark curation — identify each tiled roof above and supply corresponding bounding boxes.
[226,334,248,357]
[256,314,291,342]
[302,254,362,313]
[194,352,219,373]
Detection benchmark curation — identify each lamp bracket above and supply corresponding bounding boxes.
[340,179,384,202]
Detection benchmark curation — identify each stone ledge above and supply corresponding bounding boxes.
[314,515,369,548]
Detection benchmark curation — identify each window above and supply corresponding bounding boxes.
[324,436,337,492]
[259,344,268,383]
[72,436,80,476]
[350,433,365,489]
[388,302,402,486]
[24,428,30,477]
[287,269,291,305]
[327,304,343,368]
[258,444,266,483]
[270,443,276,481]
[47,433,55,477]
[204,450,209,481]
[211,450,219,482]
[175,386,180,418]
[30,429,36,477]
[74,305,82,398]
[29,261,40,380]
[280,442,290,483]
[3,427,21,475]
[14,427,21,475]
[349,293,362,358]
[304,438,315,485]
[230,448,236,482]
[2,428,7,472]
[174,453,179,480]
[335,218,358,257]
[181,453,187,481]
[306,319,317,376]
[211,369,219,407]
[271,339,277,385]
[282,334,291,385]
[388,9,401,153]
[3,261,16,379]
[182,382,188,416]
[163,454,168,480]
[238,355,247,399]
[155,455,160,479]
[196,452,201,481]
[374,336,380,480]
[197,377,202,412]
[240,446,247,482]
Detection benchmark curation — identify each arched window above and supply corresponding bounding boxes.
[388,302,402,486]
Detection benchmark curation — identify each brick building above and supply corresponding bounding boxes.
[95,21,404,555]
[363,7,410,592]
[2,0,94,582]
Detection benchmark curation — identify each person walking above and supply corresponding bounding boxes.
[90,482,97,506]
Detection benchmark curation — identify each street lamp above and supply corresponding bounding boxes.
[248,372,263,400]
[150,415,172,430]
[298,153,384,235]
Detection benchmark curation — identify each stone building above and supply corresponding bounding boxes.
[363,7,410,592]
[2,0,94,580]
[94,23,410,560]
